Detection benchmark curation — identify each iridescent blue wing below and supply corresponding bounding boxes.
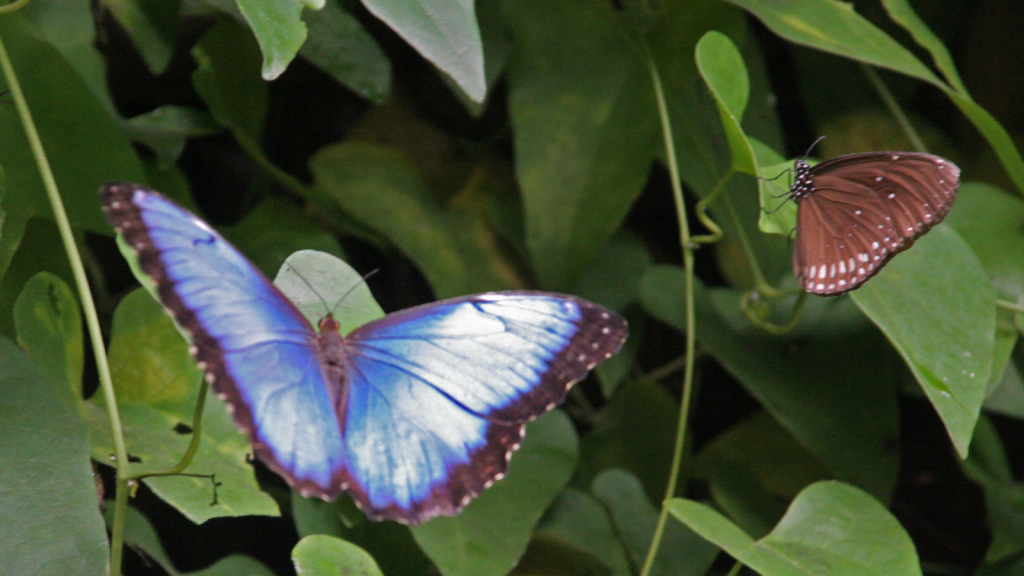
[338,292,628,523]
[101,183,348,497]
[102,183,629,525]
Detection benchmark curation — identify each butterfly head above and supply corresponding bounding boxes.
[318,314,341,333]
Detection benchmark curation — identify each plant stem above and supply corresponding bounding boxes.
[0,25,129,576]
[638,39,698,576]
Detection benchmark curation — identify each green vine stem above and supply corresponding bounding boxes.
[998,299,1024,315]
[0,21,130,575]
[637,39,699,576]
[0,0,30,15]
[128,381,209,481]
[862,64,927,153]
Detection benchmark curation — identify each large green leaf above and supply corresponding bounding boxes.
[695,31,755,175]
[591,469,720,576]
[221,197,346,279]
[534,488,631,576]
[363,0,485,102]
[309,141,518,297]
[237,0,307,80]
[0,14,143,273]
[574,379,677,503]
[103,0,181,75]
[292,535,384,576]
[13,272,83,401]
[504,0,656,290]
[192,18,268,141]
[668,482,922,576]
[300,1,391,103]
[852,226,995,457]
[642,266,900,500]
[21,0,115,111]
[694,412,831,539]
[0,336,107,574]
[0,217,74,341]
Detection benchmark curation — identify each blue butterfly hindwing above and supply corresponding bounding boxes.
[102,182,628,524]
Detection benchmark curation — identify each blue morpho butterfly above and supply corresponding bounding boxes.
[101,182,628,524]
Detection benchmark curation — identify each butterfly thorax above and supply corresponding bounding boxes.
[317,314,350,423]
[790,159,814,201]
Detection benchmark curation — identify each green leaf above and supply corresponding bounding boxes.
[0,217,73,341]
[192,18,268,139]
[852,226,996,457]
[878,0,965,92]
[694,412,831,538]
[944,183,1023,400]
[104,0,181,75]
[272,250,384,334]
[411,411,578,576]
[705,459,791,541]
[221,198,346,279]
[945,183,1024,304]
[695,31,755,175]
[300,1,391,103]
[106,505,175,573]
[534,488,631,576]
[641,266,900,500]
[193,554,277,576]
[13,272,83,401]
[574,232,653,313]
[0,336,108,574]
[291,490,434,576]
[757,157,799,235]
[504,0,655,290]
[122,105,222,169]
[668,481,922,576]
[945,88,1024,196]
[574,379,677,502]
[591,469,720,576]
[961,416,1024,563]
[0,14,144,265]
[21,0,115,111]
[237,0,308,80]
[309,141,518,297]
[107,289,199,405]
[725,0,938,84]
[362,0,485,102]
[293,535,384,576]
[696,411,831,499]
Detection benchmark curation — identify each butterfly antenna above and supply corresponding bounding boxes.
[330,269,380,314]
[279,259,333,315]
[803,135,826,159]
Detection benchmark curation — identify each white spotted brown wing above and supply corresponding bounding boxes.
[791,152,960,295]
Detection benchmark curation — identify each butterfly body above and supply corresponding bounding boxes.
[790,151,960,295]
[102,183,627,524]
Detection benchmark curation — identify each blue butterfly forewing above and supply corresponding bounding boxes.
[101,182,628,524]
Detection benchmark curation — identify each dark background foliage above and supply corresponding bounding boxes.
[1,0,1023,575]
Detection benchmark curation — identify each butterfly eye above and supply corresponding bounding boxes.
[790,152,960,295]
